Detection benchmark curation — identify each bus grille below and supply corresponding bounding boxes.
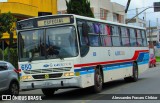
[23,67,71,74]
[32,73,63,79]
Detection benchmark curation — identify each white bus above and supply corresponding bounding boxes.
[17,14,149,96]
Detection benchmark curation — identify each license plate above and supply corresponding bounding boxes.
[42,82,52,87]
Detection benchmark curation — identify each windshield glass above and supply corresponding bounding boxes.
[18,26,78,62]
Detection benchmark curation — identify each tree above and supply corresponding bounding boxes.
[66,0,94,18]
[0,12,16,44]
[0,12,17,62]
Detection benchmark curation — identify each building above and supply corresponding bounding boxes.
[58,0,125,23]
[0,0,57,46]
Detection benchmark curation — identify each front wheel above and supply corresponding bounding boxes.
[93,68,103,93]
[41,88,56,97]
[8,82,19,96]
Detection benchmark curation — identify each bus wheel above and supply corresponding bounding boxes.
[41,88,56,97]
[93,68,103,93]
[132,62,138,82]
[124,62,138,82]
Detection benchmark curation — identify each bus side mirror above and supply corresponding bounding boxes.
[82,22,89,36]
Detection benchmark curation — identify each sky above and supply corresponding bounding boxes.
[111,0,160,26]
[0,0,6,2]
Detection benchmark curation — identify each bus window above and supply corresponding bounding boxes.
[88,22,101,46]
[77,20,89,57]
[141,30,147,46]
[99,24,112,46]
[19,30,44,61]
[120,27,130,46]
[129,28,137,46]
[111,25,121,46]
[136,29,143,46]
[46,26,78,58]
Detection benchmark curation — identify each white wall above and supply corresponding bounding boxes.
[58,0,125,23]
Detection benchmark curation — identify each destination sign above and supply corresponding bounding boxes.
[38,17,70,27]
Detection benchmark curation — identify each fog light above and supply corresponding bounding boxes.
[21,75,32,80]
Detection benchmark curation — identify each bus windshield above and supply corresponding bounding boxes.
[18,26,78,62]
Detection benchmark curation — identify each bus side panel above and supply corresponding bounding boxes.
[103,67,132,82]
[79,47,149,86]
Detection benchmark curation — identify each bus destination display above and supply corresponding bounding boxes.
[38,17,70,27]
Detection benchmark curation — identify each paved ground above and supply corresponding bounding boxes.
[1,64,160,103]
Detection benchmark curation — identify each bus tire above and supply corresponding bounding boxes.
[124,62,138,82]
[131,62,138,82]
[41,88,56,97]
[93,67,103,93]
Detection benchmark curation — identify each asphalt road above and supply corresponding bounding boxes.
[2,64,160,103]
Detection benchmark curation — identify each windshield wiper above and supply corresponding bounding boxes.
[28,52,34,62]
[28,57,33,62]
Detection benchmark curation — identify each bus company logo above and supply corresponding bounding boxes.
[43,64,49,67]
[50,63,53,67]
[52,63,72,67]
[21,64,32,70]
[115,51,125,56]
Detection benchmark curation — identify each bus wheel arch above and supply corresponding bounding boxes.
[93,65,103,93]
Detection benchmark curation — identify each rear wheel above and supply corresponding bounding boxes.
[41,88,56,97]
[93,67,103,93]
[124,62,138,82]
[132,62,138,82]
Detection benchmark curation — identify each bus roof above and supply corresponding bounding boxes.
[17,14,146,30]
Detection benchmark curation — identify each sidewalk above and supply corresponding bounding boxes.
[156,62,160,65]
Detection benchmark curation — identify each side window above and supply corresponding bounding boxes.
[77,20,89,57]
[0,63,8,71]
[141,30,147,46]
[99,24,112,46]
[129,28,137,46]
[121,27,130,46]
[136,29,143,46]
[88,22,101,46]
[77,21,89,46]
[111,25,121,46]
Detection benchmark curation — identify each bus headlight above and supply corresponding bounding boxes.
[64,72,74,77]
[21,75,32,80]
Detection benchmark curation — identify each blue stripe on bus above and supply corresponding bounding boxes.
[75,61,148,75]
[74,52,149,75]
[137,52,149,62]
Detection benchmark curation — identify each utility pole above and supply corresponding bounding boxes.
[144,12,146,28]
[126,7,152,24]
[136,8,139,26]
[157,18,160,42]
[149,20,152,54]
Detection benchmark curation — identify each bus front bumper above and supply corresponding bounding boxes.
[20,77,81,90]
